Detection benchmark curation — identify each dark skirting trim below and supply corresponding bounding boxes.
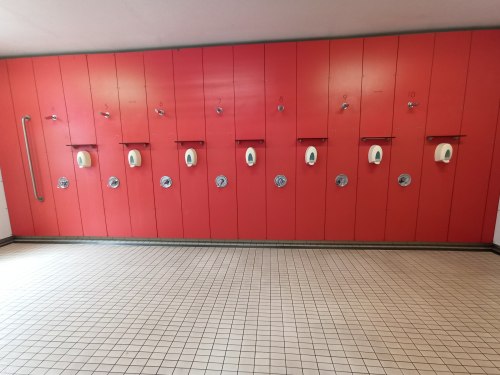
[0,236,14,248]
[492,244,500,255]
[10,236,495,252]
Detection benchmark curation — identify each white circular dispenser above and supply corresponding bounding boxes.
[128,149,142,168]
[185,148,197,167]
[434,143,453,163]
[368,145,383,165]
[245,147,256,166]
[305,146,318,166]
[76,151,91,168]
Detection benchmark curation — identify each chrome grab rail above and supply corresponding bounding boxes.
[21,115,44,202]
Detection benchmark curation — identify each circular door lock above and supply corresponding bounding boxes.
[335,174,348,187]
[398,174,412,187]
[215,107,224,115]
[108,176,120,189]
[57,177,69,189]
[215,175,228,188]
[160,176,173,189]
[277,104,285,112]
[274,175,287,188]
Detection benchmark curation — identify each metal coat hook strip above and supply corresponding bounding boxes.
[21,115,44,202]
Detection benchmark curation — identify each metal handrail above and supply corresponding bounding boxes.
[21,115,44,202]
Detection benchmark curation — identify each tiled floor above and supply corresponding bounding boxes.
[0,243,499,375]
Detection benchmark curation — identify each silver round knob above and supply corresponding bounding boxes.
[57,177,69,189]
[335,174,348,187]
[398,174,412,187]
[274,175,287,188]
[160,176,172,188]
[215,175,228,188]
[277,104,285,112]
[107,176,120,189]
[341,103,350,110]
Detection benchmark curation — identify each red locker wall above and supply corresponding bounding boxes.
[385,34,435,241]
[7,58,60,236]
[416,31,472,242]
[325,38,363,241]
[0,61,34,235]
[59,55,107,237]
[173,48,210,239]
[203,46,238,239]
[33,56,83,236]
[448,30,500,242]
[87,53,132,237]
[234,44,266,239]
[144,50,184,239]
[116,52,157,238]
[265,42,297,240]
[355,36,398,241]
[295,41,329,240]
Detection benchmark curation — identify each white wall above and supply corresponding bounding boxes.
[494,197,500,246]
[0,168,12,239]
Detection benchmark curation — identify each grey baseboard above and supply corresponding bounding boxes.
[0,236,14,248]
[11,236,494,252]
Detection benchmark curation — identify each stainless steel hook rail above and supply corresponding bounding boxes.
[21,115,44,202]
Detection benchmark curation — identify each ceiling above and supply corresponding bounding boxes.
[1,0,499,57]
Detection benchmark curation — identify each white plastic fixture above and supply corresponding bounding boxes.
[76,151,91,168]
[128,149,142,168]
[245,147,256,166]
[368,145,383,165]
[434,143,453,163]
[185,148,197,167]
[305,146,318,166]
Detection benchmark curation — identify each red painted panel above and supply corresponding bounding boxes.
[172,48,206,141]
[359,36,398,137]
[116,52,157,238]
[426,32,471,135]
[355,36,397,241]
[482,106,500,243]
[173,49,210,239]
[203,46,238,239]
[296,141,327,240]
[385,33,435,241]
[449,30,500,242]
[59,55,107,237]
[7,58,59,236]
[265,42,297,240]
[235,143,266,239]
[144,50,183,239]
[0,60,34,235]
[325,38,363,241]
[116,52,150,142]
[59,55,97,144]
[297,40,329,138]
[177,144,210,239]
[32,56,83,236]
[234,44,265,140]
[87,54,132,237]
[416,32,471,242]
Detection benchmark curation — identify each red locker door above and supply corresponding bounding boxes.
[325,38,363,241]
[33,56,83,236]
[265,42,297,240]
[173,49,210,239]
[296,41,329,240]
[116,52,157,238]
[416,31,472,242]
[59,54,107,237]
[359,36,398,137]
[87,54,132,237]
[385,34,435,241]
[203,46,238,239]
[234,44,266,239]
[144,50,183,239]
[449,30,500,242]
[0,60,34,235]
[482,106,500,243]
[7,58,59,236]
[355,36,398,241]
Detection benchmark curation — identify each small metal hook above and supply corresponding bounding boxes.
[45,114,57,121]
[341,103,349,110]
[408,101,419,109]
[216,107,223,115]
[155,108,165,116]
[99,111,110,119]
